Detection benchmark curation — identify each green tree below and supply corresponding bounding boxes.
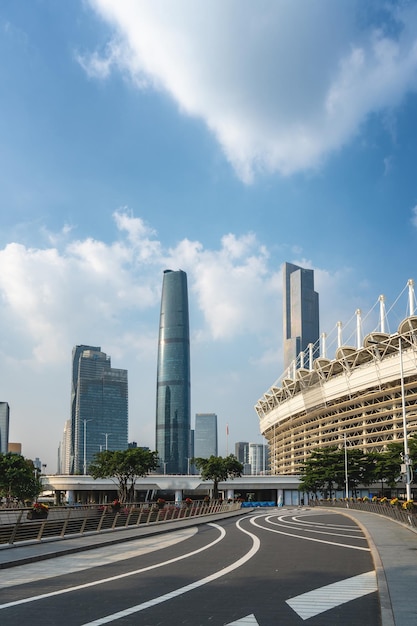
[299,447,343,498]
[0,453,41,503]
[192,454,243,499]
[342,450,379,497]
[89,448,159,503]
[376,435,417,488]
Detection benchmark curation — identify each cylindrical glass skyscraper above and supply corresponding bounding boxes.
[155,269,191,474]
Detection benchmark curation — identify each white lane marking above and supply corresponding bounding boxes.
[226,615,259,625]
[80,518,260,625]
[0,528,197,589]
[291,514,363,532]
[0,523,226,610]
[250,515,370,551]
[271,515,367,540]
[286,570,377,620]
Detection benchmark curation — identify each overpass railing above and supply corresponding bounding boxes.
[0,500,242,547]
[310,498,417,529]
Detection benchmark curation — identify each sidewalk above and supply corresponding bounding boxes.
[329,507,417,626]
[1,507,416,626]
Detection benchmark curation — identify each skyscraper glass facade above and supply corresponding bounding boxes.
[71,347,128,474]
[70,344,100,473]
[155,269,191,474]
[0,402,10,455]
[194,413,218,459]
[283,262,319,374]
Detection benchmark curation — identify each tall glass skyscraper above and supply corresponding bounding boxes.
[0,402,10,455]
[71,346,128,474]
[155,269,191,474]
[194,413,218,459]
[283,262,319,374]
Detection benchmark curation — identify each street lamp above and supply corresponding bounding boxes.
[83,418,94,476]
[101,433,111,451]
[344,434,349,500]
[370,335,412,501]
[398,338,412,501]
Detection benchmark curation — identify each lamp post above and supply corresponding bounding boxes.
[344,434,349,501]
[398,338,412,501]
[370,335,412,501]
[102,433,110,451]
[83,418,94,476]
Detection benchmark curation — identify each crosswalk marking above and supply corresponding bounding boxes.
[286,570,377,620]
[226,615,259,625]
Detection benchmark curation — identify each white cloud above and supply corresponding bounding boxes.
[0,212,278,368]
[0,219,364,371]
[82,1,417,181]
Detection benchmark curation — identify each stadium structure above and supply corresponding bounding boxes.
[256,280,417,478]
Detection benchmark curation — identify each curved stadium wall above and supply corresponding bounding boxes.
[256,316,417,475]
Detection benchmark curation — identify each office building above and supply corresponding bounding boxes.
[72,346,128,474]
[248,443,268,475]
[70,344,100,473]
[194,413,218,459]
[235,441,249,465]
[283,262,319,374]
[0,402,10,454]
[155,269,191,474]
[58,419,71,474]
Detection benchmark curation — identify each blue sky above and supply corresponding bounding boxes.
[2,0,417,471]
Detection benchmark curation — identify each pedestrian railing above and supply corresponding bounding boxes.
[0,500,242,547]
[311,499,417,529]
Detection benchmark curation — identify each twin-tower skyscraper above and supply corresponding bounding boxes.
[155,269,191,474]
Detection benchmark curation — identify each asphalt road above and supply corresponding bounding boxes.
[0,509,380,625]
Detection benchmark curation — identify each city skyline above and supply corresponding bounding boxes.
[2,3,417,470]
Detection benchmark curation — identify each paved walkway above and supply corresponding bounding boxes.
[1,507,416,626]
[334,508,417,626]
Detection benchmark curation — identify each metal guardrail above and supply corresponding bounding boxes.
[0,500,242,547]
[311,499,417,529]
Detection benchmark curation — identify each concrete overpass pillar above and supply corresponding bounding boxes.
[226,489,234,500]
[175,489,182,503]
[277,489,283,507]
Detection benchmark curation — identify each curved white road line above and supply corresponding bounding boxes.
[269,515,367,540]
[250,515,370,551]
[80,517,260,625]
[0,528,198,590]
[0,522,226,610]
[290,514,363,532]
